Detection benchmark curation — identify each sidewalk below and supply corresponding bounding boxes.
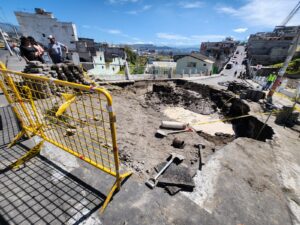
[0,93,218,224]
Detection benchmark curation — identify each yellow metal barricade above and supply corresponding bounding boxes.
[0,63,132,212]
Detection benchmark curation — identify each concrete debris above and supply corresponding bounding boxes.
[65,128,76,136]
[145,83,216,115]
[23,61,90,85]
[214,132,233,138]
[240,89,266,102]
[275,106,300,127]
[172,137,185,149]
[219,81,265,102]
[155,162,195,194]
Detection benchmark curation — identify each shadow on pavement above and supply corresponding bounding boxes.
[0,105,105,224]
[0,144,105,225]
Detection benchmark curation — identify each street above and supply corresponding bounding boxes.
[188,45,246,87]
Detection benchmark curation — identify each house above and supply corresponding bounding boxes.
[87,51,126,76]
[146,61,177,75]
[200,37,238,71]
[175,53,215,75]
[76,38,97,63]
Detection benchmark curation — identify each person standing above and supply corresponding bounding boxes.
[19,36,41,63]
[28,36,45,63]
[263,72,277,90]
[47,35,68,64]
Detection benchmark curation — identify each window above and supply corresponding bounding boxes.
[187,62,196,68]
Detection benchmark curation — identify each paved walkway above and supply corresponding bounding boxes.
[0,94,218,225]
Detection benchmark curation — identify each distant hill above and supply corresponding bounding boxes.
[124,44,198,54]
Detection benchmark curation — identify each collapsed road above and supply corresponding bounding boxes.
[1,46,299,225]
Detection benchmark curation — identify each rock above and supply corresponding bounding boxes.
[155,162,195,193]
[165,186,182,196]
[67,121,77,129]
[65,128,76,136]
[80,117,87,123]
[23,62,88,85]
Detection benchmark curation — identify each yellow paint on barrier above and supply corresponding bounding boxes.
[56,93,76,117]
[0,65,132,213]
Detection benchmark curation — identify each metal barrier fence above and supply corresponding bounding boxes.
[0,63,132,212]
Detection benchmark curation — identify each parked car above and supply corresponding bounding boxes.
[225,63,233,69]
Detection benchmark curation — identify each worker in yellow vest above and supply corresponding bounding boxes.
[263,72,277,90]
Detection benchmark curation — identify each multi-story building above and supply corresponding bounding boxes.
[247,26,300,65]
[200,37,238,71]
[15,8,78,50]
[76,38,97,62]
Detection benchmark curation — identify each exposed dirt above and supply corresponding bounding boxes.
[107,81,274,178]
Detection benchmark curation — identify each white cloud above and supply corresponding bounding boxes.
[216,0,300,27]
[156,32,226,46]
[233,28,248,33]
[179,1,204,9]
[127,4,152,14]
[82,25,92,29]
[217,6,237,14]
[143,5,152,10]
[107,29,121,34]
[83,26,135,39]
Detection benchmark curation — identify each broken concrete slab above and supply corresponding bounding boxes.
[155,162,195,192]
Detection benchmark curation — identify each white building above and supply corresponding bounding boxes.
[146,61,177,75]
[15,8,78,50]
[87,51,126,76]
[175,53,215,75]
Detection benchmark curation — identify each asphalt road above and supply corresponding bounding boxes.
[188,45,246,87]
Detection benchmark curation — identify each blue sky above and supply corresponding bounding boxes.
[1,0,300,47]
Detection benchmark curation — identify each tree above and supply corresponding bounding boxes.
[124,46,137,65]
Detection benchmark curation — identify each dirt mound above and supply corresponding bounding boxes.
[145,83,217,115]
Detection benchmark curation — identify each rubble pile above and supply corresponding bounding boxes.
[227,81,251,93]
[145,83,217,115]
[23,61,89,85]
[275,106,300,127]
[226,81,265,102]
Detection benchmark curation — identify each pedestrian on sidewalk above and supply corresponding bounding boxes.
[263,72,277,90]
[47,35,68,64]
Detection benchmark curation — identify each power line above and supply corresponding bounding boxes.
[280,1,300,26]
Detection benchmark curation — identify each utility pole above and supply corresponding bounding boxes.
[0,28,13,56]
[12,25,19,39]
[124,51,131,80]
[267,29,300,99]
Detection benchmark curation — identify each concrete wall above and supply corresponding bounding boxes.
[15,11,78,50]
[94,72,214,82]
[176,56,213,75]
